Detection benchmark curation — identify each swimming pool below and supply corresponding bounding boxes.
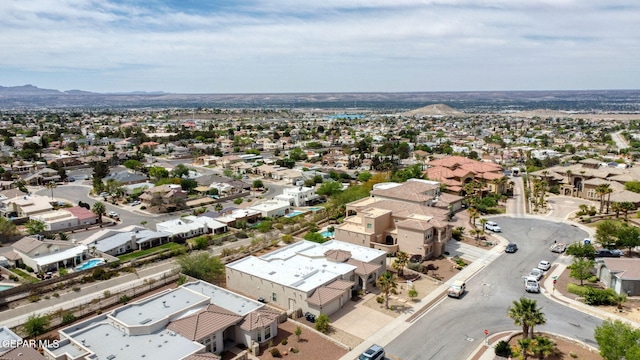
[285,211,305,218]
[308,207,324,211]
[75,258,106,271]
[320,231,334,238]
[0,285,15,291]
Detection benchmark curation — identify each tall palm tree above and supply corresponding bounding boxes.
[467,207,479,227]
[92,201,106,224]
[376,271,398,310]
[45,181,57,200]
[595,183,611,214]
[507,297,546,339]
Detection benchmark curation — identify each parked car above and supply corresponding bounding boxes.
[107,211,119,218]
[608,249,624,257]
[505,243,518,253]
[130,200,141,206]
[447,280,466,298]
[529,268,544,281]
[485,221,501,232]
[537,260,551,271]
[595,249,621,258]
[550,242,566,253]
[524,276,540,293]
[359,344,385,360]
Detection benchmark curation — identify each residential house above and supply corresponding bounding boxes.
[274,186,319,207]
[334,196,452,259]
[247,200,291,218]
[156,216,227,240]
[85,227,172,256]
[226,240,386,316]
[11,236,88,272]
[426,155,508,195]
[139,184,188,207]
[103,170,148,185]
[1,194,53,219]
[595,258,640,296]
[44,281,279,359]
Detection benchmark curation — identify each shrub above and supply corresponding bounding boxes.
[315,313,331,334]
[270,348,282,358]
[567,283,590,297]
[584,288,618,306]
[103,290,112,298]
[28,295,40,303]
[494,340,513,357]
[25,266,34,273]
[587,275,599,283]
[236,231,248,239]
[119,295,131,304]
[281,339,288,345]
[140,206,147,210]
[376,296,384,304]
[62,312,76,325]
[72,286,81,292]
[291,348,299,353]
[408,286,418,299]
[52,292,59,298]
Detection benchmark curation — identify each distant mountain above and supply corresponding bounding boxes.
[64,89,96,95]
[401,103,463,116]
[0,84,62,95]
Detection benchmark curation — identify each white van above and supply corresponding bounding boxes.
[524,276,540,293]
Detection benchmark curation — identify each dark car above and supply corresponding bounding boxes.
[505,243,518,253]
[595,249,621,258]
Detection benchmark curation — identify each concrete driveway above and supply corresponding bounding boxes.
[330,293,395,341]
[546,195,596,220]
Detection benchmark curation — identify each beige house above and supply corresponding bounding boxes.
[226,240,386,316]
[335,197,452,259]
[11,236,88,272]
[1,194,53,219]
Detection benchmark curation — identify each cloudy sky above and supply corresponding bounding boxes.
[1,0,638,93]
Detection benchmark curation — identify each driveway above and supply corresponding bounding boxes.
[546,195,596,220]
[330,293,395,342]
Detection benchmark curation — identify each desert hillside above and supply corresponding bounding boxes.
[401,104,463,116]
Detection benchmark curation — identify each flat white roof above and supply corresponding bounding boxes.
[227,240,384,293]
[111,287,209,327]
[0,326,22,353]
[32,245,87,267]
[182,280,263,316]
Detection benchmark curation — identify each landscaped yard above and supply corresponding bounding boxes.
[12,268,39,283]
[117,242,184,261]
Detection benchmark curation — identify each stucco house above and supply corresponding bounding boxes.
[595,258,640,296]
[11,236,88,272]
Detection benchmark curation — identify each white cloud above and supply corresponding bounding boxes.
[0,0,638,92]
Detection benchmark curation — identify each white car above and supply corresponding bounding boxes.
[485,221,501,232]
[525,276,540,293]
[107,211,119,218]
[529,268,544,281]
[538,260,551,271]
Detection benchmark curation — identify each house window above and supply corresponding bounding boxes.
[265,326,271,340]
[272,292,277,301]
[366,223,372,229]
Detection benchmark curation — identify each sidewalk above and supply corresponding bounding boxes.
[339,235,509,360]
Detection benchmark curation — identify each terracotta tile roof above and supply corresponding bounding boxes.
[358,199,450,223]
[370,181,439,203]
[64,206,97,220]
[425,166,456,180]
[167,304,242,341]
[324,249,352,262]
[346,258,382,276]
[306,280,354,306]
[239,308,280,331]
[396,218,433,231]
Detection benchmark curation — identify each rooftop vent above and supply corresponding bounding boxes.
[139,318,152,325]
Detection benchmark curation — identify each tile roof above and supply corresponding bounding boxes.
[167,304,242,341]
[11,237,41,253]
[64,206,97,220]
[602,258,640,280]
[346,258,382,276]
[306,279,353,306]
[324,249,352,262]
[238,308,280,331]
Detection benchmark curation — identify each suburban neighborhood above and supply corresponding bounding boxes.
[0,105,639,359]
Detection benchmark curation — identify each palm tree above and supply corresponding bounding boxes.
[467,207,479,227]
[45,181,57,200]
[376,271,398,310]
[518,338,534,360]
[621,201,635,219]
[392,251,409,277]
[92,201,106,224]
[611,202,622,218]
[531,336,555,359]
[214,203,223,212]
[479,218,488,233]
[595,183,611,214]
[507,297,546,339]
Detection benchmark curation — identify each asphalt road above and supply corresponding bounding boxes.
[385,217,602,360]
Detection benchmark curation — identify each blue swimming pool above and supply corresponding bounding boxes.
[285,211,305,218]
[308,207,324,211]
[320,231,334,238]
[0,285,15,291]
[75,258,105,271]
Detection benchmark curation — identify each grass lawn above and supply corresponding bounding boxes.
[584,218,628,228]
[118,242,184,262]
[12,268,40,283]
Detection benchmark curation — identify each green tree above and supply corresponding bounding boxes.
[304,232,326,243]
[92,201,106,224]
[376,271,398,310]
[357,171,372,182]
[148,166,170,181]
[392,251,409,277]
[288,147,306,161]
[616,225,640,256]
[507,297,546,339]
[25,219,46,235]
[194,237,209,250]
[569,257,595,286]
[0,217,18,240]
[596,220,620,248]
[24,313,50,337]
[316,181,343,197]
[171,164,190,178]
[256,220,273,233]
[294,325,302,342]
[214,203,223,212]
[565,242,596,260]
[123,159,142,171]
[624,180,640,193]
[315,313,330,334]
[176,252,224,284]
[252,179,264,189]
[531,336,555,359]
[594,319,640,360]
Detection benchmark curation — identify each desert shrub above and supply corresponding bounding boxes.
[584,288,618,306]
[376,296,384,304]
[494,340,513,357]
[103,290,112,298]
[236,231,248,239]
[72,286,81,292]
[315,314,331,334]
[62,313,76,325]
[281,338,288,345]
[52,292,59,298]
[28,295,40,302]
[290,348,299,353]
[567,283,590,297]
[270,348,282,358]
[25,266,34,273]
[119,295,131,304]
[212,238,224,246]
